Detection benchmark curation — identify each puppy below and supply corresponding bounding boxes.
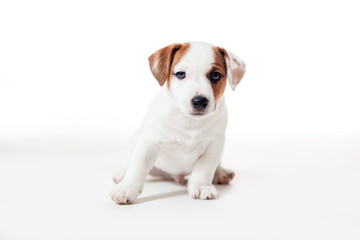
[110,41,246,204]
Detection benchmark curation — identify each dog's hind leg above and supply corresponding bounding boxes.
[212,166,235,184]
[149,167,187,185]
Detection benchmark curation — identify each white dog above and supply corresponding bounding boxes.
[110,41,246,204]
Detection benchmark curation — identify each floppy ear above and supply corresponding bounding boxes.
[148,43,182,86]
[218,47,246,91]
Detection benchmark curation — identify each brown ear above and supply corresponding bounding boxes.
[148,43,183,86]
[218,47,246,91]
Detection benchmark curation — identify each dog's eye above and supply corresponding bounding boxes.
[210,72,222,83]
[175,71,186,80]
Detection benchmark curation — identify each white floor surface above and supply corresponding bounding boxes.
[0,135,359,240]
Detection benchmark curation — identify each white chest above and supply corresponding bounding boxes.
[141,90,228,175]
[154,133,211,175]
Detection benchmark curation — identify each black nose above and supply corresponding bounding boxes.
[191,95,209,111]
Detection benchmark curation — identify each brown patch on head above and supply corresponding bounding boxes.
[148,43,190,87]
[208,46,228,102]
[167,42,190,87]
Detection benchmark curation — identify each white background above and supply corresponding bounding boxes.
[0,0,359,239]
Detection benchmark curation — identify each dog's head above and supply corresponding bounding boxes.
[148,41,246,118]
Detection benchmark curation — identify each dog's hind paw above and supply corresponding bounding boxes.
[212,167,235,185]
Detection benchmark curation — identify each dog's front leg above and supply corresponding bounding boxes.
[188,134,225,200]
[110,140,157,204]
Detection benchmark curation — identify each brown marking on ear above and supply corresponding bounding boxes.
[230,58,245,86]
[148,43,190,87]
[208,46,228,102]
[232,58,242,66]
[217,47,246,90]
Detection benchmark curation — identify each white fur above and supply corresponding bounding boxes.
[110,42,245,204]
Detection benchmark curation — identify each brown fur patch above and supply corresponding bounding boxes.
[167,42,190,87]
[208,46,228,102]
[148,43,190,87]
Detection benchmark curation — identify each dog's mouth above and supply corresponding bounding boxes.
[189,111,208,117]
[189,104,216,117]
[191,112,206,116]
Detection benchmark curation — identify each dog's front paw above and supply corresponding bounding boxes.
[110,181,142,204]
[188,184,218,200]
